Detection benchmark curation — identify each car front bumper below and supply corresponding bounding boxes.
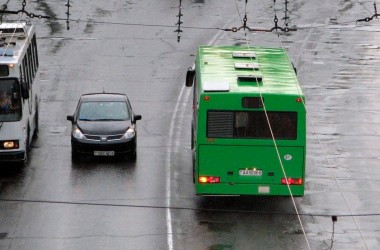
[71,137,136,157]
[0,151,26,162]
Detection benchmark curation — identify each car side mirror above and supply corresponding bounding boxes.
[134,115,142,122]
[21,80,29,99]
[185,67,195,87]
[67,115,74,124]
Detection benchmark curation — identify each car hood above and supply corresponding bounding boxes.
[77,120,132,135]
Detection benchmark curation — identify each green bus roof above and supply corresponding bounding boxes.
[196,45,303,96]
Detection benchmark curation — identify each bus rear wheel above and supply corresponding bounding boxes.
[24,128,30,163]
[191,124,194,149]
[192,151,196,183]
[33,108,39,138]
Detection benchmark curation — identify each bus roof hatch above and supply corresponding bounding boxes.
[234,62,260,70]
[232,51,256,59]
[0,22,27,38]
[203,81,230,92]
[238,75,263,84]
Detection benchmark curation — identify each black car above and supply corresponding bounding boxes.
[67,93,142,161]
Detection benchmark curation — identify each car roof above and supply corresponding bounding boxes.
[80,93,128,102]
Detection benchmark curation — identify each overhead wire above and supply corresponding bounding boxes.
[231,0,375,249]
[235,0,311,249]
[356,0,380,23]
[1,0,378,33]
[0,0,49,19]
[250,61,312,250]
[233,0,244,23]
[256,0,371,249]
[0,2,378,248]
[0,0,376,202]
[1,0,377,31]
[2,16,375,35]
[41,0,377,248]
[0,4,306,248]
[0,0,11,23]
[2,197,380,218]
[301,83,370,250]
[358,0,378,14]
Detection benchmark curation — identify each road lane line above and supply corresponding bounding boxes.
[165,27,226,250]
[166,84,187,250]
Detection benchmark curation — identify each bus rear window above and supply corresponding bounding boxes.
[207,110,297,140]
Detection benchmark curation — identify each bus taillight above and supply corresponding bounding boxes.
[199,176,220,183]
[296,97,303,102]
[281,178,303,185]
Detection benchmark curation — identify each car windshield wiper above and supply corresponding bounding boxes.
[92,118,126,121]
[79,118,97,121]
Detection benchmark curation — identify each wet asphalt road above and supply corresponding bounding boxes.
[1,0,380,249]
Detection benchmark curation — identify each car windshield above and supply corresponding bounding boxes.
[78,101,130,121]
[0,79,22,122]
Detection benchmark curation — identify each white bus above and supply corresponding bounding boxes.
[0,21,40,163]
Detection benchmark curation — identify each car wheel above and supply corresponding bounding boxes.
[71,148,80,162]
[129,150,137,162]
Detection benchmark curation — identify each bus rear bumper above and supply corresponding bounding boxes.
[0,151,26,162]
[195,183,304,197]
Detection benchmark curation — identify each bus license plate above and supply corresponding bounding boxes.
[239,169,262,176]
[94,151,115,156]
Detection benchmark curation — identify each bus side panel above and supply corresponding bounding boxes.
[195,145,305,196]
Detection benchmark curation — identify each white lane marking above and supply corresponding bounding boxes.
[166,85,186,250]
[166,29,225,250]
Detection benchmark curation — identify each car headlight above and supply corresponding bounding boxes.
[72,127,85,139]
[1,140,19,149]
[122,127,135,140]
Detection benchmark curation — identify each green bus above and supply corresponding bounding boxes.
[185,45,306,196]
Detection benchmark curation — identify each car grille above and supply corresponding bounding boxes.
[84,134,124,141]
[73,138,136,155]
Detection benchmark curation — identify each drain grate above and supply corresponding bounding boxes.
[0,233,8,239]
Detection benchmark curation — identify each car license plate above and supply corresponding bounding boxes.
[239,169,262,176]
[94,151,115,156]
